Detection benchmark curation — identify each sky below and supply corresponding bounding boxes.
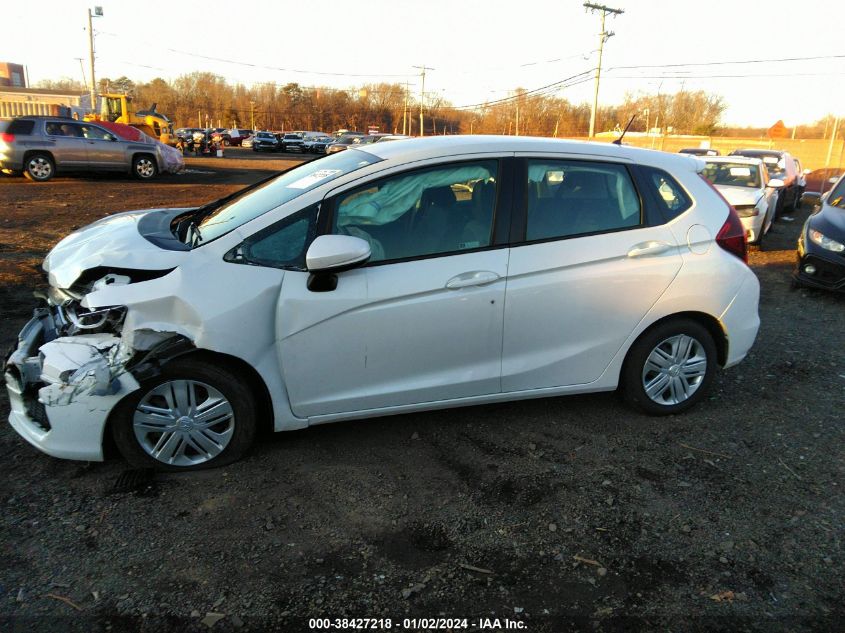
[2,0,844,128]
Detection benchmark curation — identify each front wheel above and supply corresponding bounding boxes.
[621,319,717,415]
[111,357,257,470]
[132,154,158,180]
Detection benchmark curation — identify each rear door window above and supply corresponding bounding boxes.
[525,159,641,241]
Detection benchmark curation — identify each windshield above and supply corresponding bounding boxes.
[702,162,761,188]
[192,149,381,244]
[828,178,845,208]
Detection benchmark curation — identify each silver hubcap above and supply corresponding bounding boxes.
[641,334,707,406]
[133,380,234,466]
[28,157,52,179]
[136,158,155,178]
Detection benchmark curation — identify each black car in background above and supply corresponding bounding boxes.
[252,131,281,152]
[729,149,800,214]
[325,133,366,154]
[794,174,845,292]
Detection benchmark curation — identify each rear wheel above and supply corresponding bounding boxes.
[621,318,717,415]
[23,153,55,182]
[132,154,158,180]
[111,357,257,471]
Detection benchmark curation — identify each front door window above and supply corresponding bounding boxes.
[333,160,499,262]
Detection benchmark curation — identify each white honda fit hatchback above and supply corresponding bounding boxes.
[5,136,760,470]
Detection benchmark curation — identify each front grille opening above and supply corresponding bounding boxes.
[23,386,51,432]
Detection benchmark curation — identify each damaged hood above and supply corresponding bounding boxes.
[44,209,193,290]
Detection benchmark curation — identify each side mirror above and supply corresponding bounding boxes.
[821,191,830,203]
[767,178,784,188]
[306,234,371,273]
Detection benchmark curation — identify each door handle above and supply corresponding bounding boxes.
[627,241,672,258]
[445,270,501,289]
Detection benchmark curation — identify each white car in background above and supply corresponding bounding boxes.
[5,136,761,471]
[701,156,781,245]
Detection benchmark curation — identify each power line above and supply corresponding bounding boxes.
[450,69,595,110]
[604,71,845,80]
[99,31,411,78]
[607,52,845,72]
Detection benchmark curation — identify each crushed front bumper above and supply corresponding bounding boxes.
[5,311,140,461]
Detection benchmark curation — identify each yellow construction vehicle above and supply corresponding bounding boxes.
[84,93,174,145]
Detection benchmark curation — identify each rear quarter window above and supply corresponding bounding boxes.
[8,120,35,135]
[642,167,692,222]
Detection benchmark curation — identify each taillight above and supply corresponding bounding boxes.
[0,132,14,143]
[698,174,748,263]
[716,209,747,263]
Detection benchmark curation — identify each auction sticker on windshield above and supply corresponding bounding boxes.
[288,169,343,189]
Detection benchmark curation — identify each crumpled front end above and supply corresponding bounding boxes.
[5,305,141,461]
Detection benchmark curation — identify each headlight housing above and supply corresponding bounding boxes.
[734,204,759,218]
[808,228,845,252]
[58,304,128,336]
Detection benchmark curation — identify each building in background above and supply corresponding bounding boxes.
[0,62,27,88]
[0,87,87,119]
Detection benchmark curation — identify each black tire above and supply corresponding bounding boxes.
[620,318,717,416]
[111,356,257,471]
[23,153,55,182]
[132,154,158,180]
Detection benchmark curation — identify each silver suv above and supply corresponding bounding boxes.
[0,116,165,182]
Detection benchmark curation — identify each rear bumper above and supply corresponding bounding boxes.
[720,271,761,368]
[740,214,765,244]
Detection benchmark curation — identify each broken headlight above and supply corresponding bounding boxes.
[58,304,127,335]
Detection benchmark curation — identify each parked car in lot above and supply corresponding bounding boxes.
[4,136,760,470]
[373,134,410,143]
[728,149,800,214]
[0,116,168,181]
[326,133,366,154]
[794,173,845,291]
[800,167,845,208]
[175,127,204,141]
[224,129,254,147]
[309,136,335,154]
[281,133,305,152]
[252,131,280,152]
[701,157,780,245]
[240,135,255,149]
[679,148,719,156]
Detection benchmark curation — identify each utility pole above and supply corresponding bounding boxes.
[826,115,840,166]
[250,101,255,131]
[402,80,409,135]
[87,6,103,114]
[412,65,432,137]
[515,96,520,136]
[584,3,623,139]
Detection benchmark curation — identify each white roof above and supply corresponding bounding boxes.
[356,135,703,173]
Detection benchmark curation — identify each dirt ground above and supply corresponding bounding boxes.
[0,149,843,633]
